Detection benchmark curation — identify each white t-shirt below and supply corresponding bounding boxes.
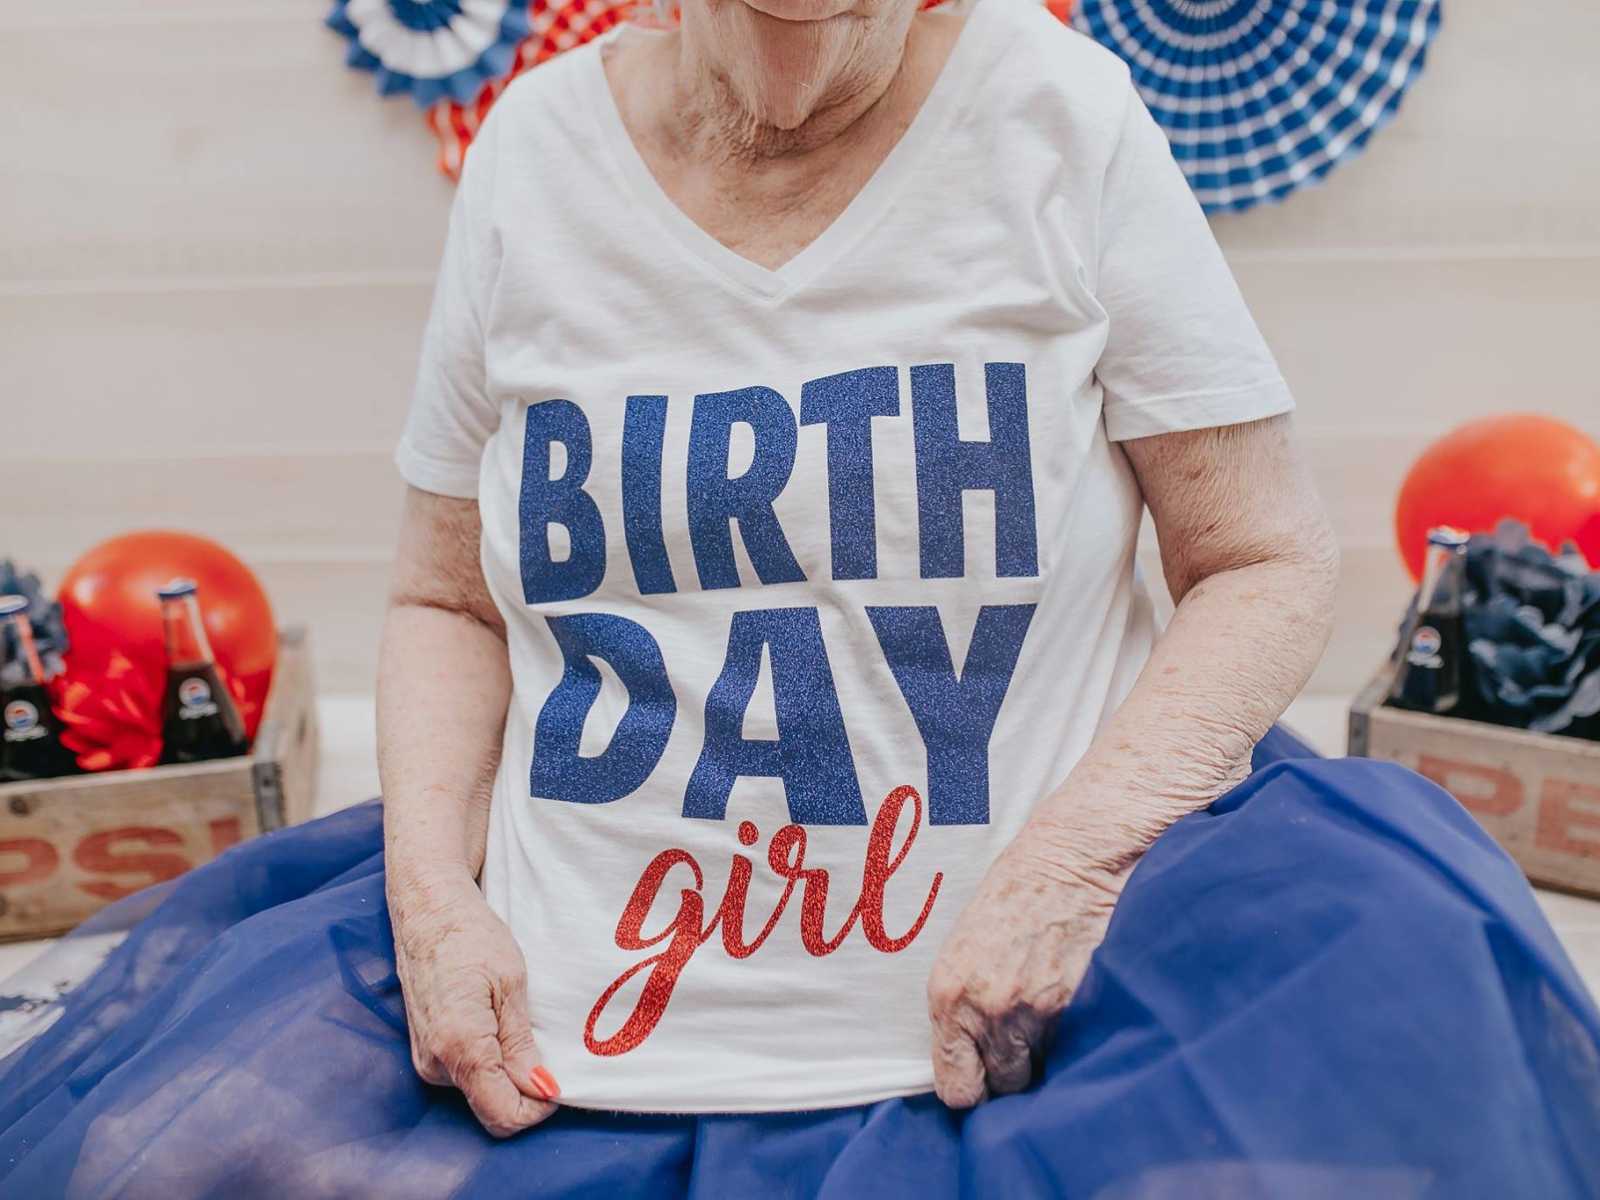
[396,0,1292,1113]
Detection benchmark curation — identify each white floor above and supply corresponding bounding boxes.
[3,695,1599,1001]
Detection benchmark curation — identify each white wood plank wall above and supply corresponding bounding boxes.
[3,1,1598,696]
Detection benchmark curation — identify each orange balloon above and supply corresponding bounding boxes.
[1395,415,1600,581]
[58,531,277,739]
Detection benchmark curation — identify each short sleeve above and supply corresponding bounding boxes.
[1094,86,1295,443]
[394,120,502,499]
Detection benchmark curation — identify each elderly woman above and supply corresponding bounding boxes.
[4,0,1599,1195]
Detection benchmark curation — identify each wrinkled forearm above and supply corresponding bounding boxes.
[1023,547,1337,881]
[377,601,512,912]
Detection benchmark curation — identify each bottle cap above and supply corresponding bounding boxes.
[0,595,28,617]
[156,577,199,600]
[1426,526,1471,549]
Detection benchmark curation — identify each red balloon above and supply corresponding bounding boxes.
[56,532,276,764]
[1395,415,1600,581]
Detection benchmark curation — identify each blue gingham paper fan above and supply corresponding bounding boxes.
[1074,0,1442,213]
[327,0,532,108]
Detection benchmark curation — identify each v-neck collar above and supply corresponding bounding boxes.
[583,0,997,305]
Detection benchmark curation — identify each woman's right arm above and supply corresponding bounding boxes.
[377,484,558,1136]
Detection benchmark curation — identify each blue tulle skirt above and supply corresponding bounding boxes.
[3,729,1599,1199]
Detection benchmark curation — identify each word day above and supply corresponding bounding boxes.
[518,360,1046,829]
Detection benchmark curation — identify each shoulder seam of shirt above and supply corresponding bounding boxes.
[1105,377,1290,410]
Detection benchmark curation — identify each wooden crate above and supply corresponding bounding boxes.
[1350,663,1600,897]
[0,626,319,940]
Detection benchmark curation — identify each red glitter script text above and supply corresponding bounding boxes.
[584,785,943,1056]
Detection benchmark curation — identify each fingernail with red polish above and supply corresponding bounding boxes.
[530,1066,561,1101]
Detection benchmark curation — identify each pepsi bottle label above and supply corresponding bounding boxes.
[0,683,78,780]
[1405,625,1445,670]
[3,698,46,743]
[176,676,220,721]
[159,664,248,764]
[1390,614,1463,715]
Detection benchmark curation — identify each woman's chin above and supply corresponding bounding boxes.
[737,0,857,23]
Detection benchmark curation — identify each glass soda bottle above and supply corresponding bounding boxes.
[157,578,248,764]
[0,594,79,781]
[1388,526,1470,715]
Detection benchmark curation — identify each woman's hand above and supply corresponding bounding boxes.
[391,868,560,1137]
[926,832,1127,1107]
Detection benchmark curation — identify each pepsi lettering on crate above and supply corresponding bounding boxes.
[156,579,248,765]
[0,594,78,781]
[1388,527,1469,715]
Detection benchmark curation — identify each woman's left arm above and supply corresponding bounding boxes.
[928,412,1341,1107]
